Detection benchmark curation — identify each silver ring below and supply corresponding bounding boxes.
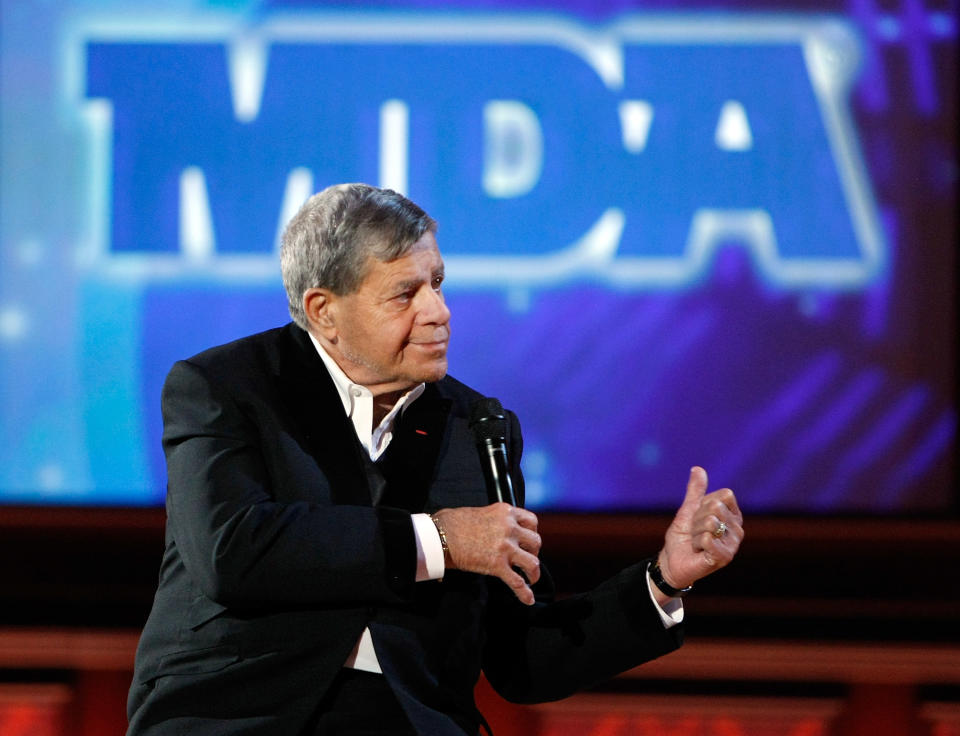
[712,521,727,539]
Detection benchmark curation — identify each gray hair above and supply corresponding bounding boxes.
[280,183,437,329]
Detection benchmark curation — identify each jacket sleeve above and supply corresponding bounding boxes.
[481,410,684,703]
[481,560,683,703]
[161,358,417,607]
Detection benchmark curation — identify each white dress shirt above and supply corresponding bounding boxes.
[309,334,444,672]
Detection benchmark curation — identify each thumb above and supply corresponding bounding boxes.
[679,466,708,514]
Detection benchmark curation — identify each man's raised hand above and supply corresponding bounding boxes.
[656,467,743,595]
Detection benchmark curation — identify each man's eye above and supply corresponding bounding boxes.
[432,276,444,290]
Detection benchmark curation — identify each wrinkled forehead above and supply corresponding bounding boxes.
[354,230,443,291]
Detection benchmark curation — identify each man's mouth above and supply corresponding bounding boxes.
[411,339,448,350]
[410,329,449,349]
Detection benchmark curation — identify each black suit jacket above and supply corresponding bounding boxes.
[127,323,683,736]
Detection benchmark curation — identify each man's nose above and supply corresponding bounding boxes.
[417,287,451,325]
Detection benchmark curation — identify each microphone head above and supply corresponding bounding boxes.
[470,397,507,443]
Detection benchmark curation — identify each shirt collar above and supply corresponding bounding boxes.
[307,331,426,420]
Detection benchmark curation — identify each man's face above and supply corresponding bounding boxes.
[321,231,451,394]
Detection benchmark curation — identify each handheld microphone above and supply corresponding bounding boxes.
[469,397,517,506]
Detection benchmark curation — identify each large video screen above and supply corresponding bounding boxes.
[0,0,955,512]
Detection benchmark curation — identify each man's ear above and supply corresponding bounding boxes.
[303,288,338,340]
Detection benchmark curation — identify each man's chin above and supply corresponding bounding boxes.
[420,359,448,384]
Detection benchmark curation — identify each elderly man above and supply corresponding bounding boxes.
[127,183,743,736]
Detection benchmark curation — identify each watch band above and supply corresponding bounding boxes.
[649,559,693,598]
[430,513,451,565]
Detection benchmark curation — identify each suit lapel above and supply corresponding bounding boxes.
[377,383,452,513]
[276,324,373,506]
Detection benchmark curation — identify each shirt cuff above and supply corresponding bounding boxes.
[646,568,685,628]
[411,513,446,582]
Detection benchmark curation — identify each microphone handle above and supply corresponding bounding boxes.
[480,439,516,506]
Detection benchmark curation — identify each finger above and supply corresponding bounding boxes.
[696,492,740,527]
[705,498,736,530]
[503,569,535,605]
[698,512,742,545]
[701,497,744,540]
[694,532,719,565]
[727,492,743,524]
[706,517,742,554]
[720,515,744,542]
[680,466,708,512]
[693,519,723,551]
[701,513,723,537]
[512,507,539,531]
[510,548,542,585]
[705,535,737,566]
[709,488,741,520]
[517,527,542,556]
